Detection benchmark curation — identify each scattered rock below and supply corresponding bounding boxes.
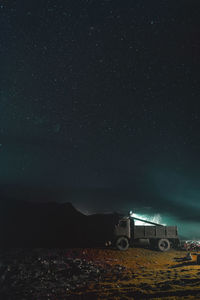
[0,249,127,299]
[186,253,192,261]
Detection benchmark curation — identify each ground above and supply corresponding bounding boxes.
[1,247,200,299]
[70,247,200,299]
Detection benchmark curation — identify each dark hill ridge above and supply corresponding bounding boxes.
[0,201,121,247]
[0,201,86,247]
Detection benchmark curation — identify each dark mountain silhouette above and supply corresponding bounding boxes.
[0,200,121,247]
[0,200,85,247]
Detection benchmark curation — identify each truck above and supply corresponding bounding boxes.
[113,215,180,252]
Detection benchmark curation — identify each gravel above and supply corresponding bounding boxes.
[0,249,127,299]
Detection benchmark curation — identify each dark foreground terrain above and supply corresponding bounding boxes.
[1,247,200,299]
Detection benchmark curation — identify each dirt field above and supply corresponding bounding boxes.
[1,247,200,299]
[69,247,200,299]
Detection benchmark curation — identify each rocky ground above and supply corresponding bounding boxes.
[1,247,200,299]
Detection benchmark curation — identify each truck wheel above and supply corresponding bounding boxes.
[158,239,170,252]
[116,237,129,251]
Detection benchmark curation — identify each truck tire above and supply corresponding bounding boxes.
[158,239,170,252]
[116,236,129,251]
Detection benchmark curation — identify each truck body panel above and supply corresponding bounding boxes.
[133,225,178,239]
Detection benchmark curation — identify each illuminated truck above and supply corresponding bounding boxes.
[114,215,180,252]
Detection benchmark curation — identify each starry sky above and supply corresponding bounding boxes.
[1,0,200,237]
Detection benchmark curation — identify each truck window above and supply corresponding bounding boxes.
[120,220,127,228]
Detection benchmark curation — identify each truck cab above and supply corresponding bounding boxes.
[114,217,131,250]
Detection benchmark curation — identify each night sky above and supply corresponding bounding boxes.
[1,0,200,238]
